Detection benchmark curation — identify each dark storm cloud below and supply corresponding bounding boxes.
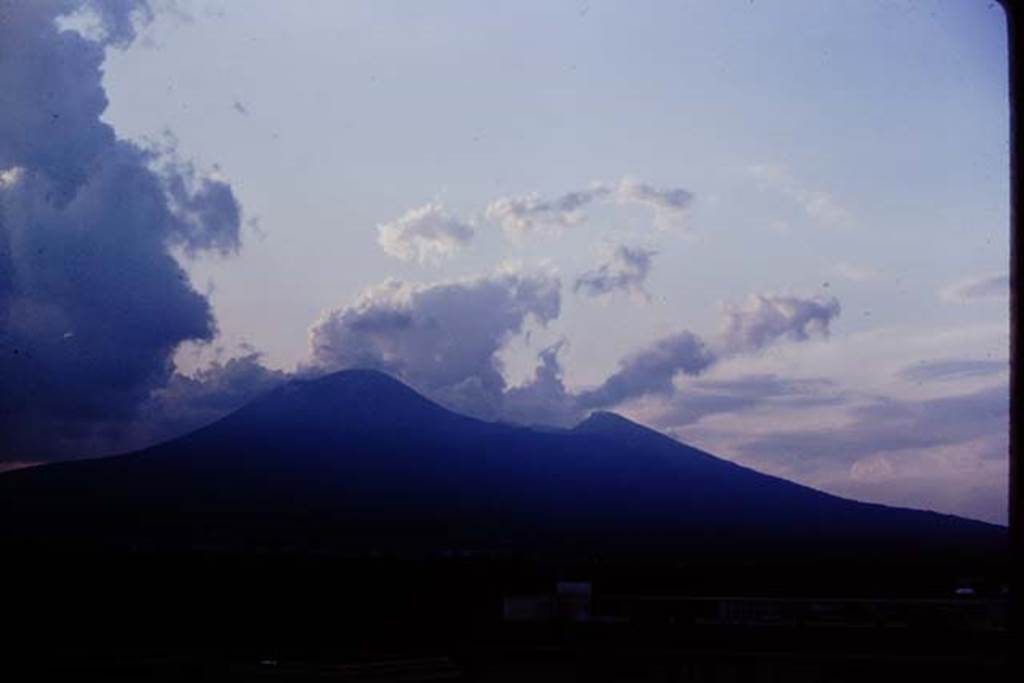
[0,0,151,198]
[0,0,243,462]
[573,245,657,297]
[161,159,243,255]
[308,270,561,420]
[135,352,287,444]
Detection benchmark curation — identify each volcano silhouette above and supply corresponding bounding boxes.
[0,369,1004,559]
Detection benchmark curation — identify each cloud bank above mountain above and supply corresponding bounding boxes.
[308,268,562,421]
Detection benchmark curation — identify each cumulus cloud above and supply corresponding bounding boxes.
[484,187,610,238]
[308,269,561,420]
[0,0,243,463]
[502,341,580,427]
[718,293,841,355]
[574,245,657,298]
[574,292,840,411]
[302,277,844,423]
[483,178,693,238]
[939,272,1009,303]
[576,332,716,410]
[1,1,148,199]
[376,203,475,265]
[158,157,242,256]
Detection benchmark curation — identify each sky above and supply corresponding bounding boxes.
[0,0,1010,523]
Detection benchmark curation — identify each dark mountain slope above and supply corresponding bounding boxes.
[0,370,1005,561]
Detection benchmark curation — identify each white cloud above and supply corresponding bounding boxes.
[483,177,694,238]
[0,166,25,188]
[308,269,561,420]
[575,291,841,410]
[483,186,610,238]
[718,292,841,355]
[376,203,474,265]
[576,331,716,409]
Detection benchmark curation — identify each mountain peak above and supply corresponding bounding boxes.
[278,368,421,397]
[234,367,453,429]
[302,367,412,391]
[573,410,651,436]
[2,366,1005,563]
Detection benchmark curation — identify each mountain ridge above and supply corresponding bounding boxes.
[0,369,1005,561]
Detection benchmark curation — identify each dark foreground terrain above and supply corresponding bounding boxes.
[2,371,1010,679]
[4,551,1010,681]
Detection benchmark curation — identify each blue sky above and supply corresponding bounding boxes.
[1,1,1009,522]
[101,1,1007,366]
